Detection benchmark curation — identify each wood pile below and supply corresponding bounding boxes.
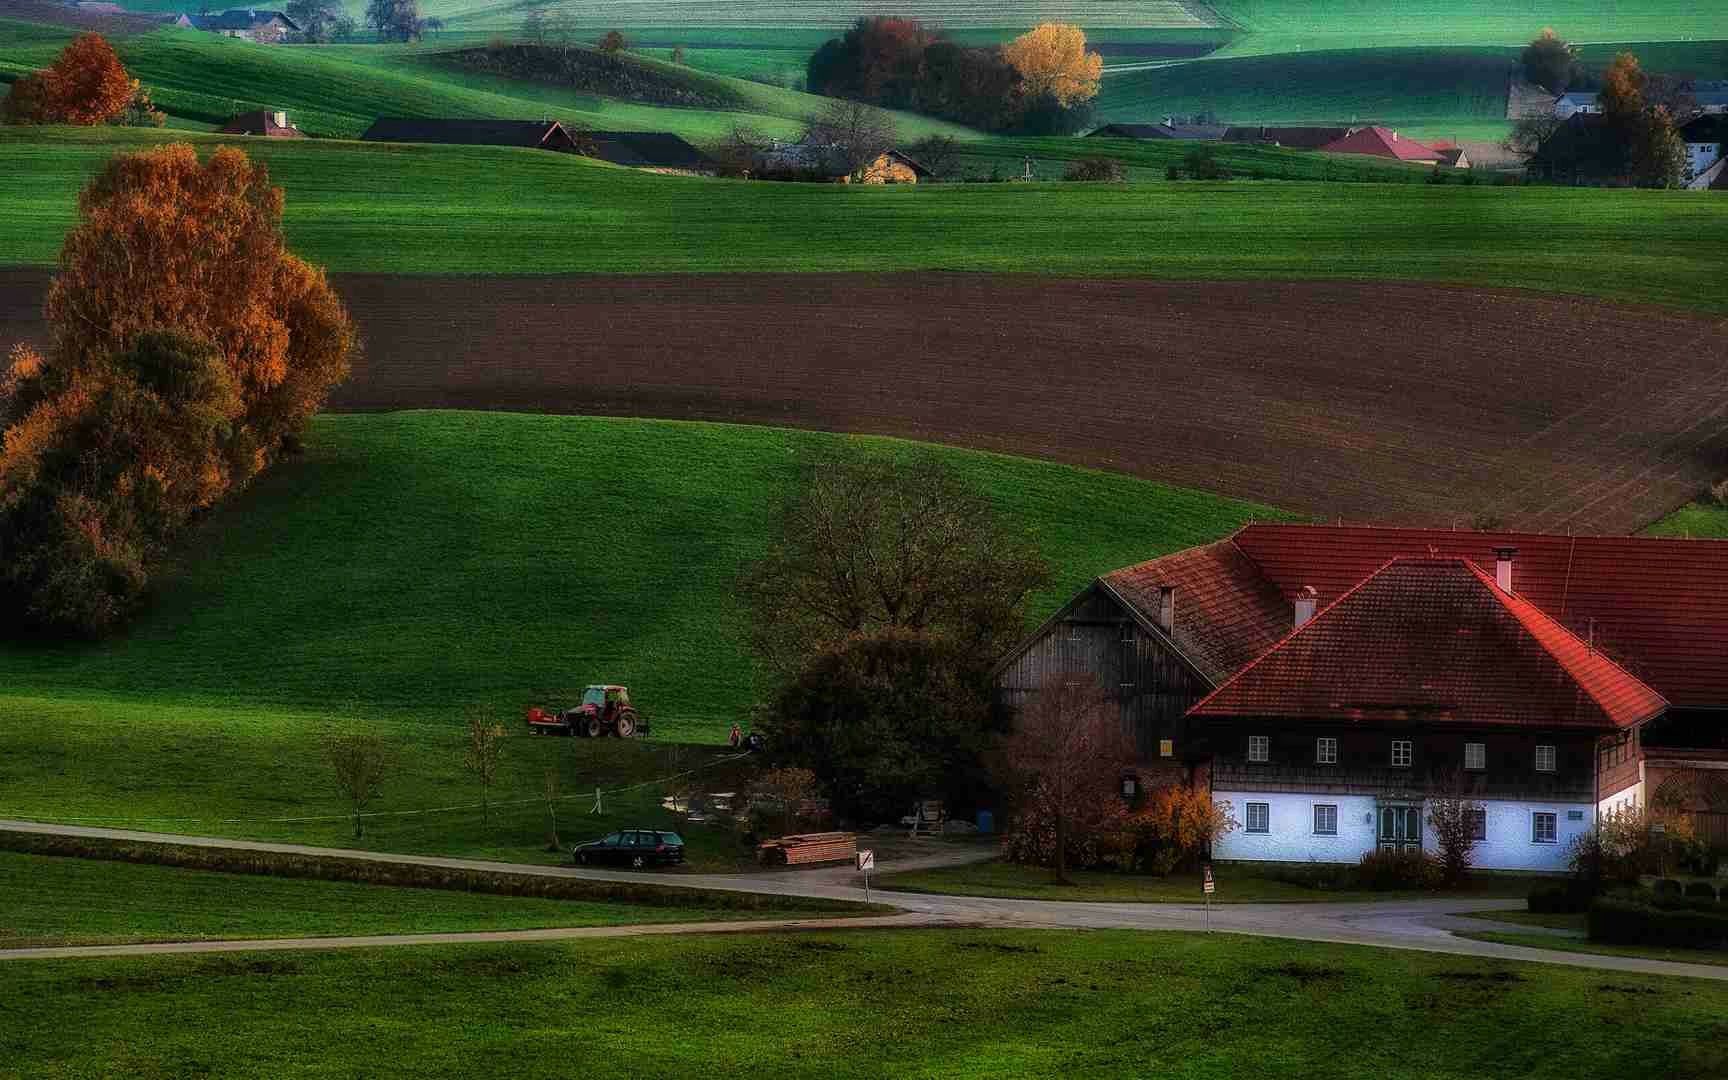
[757,831,857,867]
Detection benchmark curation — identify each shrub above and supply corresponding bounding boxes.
[1588,896,1728,950]
[1063,157,1125,182]
[1686,881,1720,902]
[1355,848,1439,891]
[1653,877,1684,903]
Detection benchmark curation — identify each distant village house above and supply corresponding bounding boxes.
[753,141,929,184]
[218,109,305,138]
[190,8,300,43]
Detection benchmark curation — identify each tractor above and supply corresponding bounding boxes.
[524,685,647,738]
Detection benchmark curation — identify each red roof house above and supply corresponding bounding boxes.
[1317,125,1442,163]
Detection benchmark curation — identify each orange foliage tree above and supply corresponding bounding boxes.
[0,144,354,635]
[1001,23,1103,108]
[1,33,134,125]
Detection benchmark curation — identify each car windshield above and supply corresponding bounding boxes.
[582,687,606,707]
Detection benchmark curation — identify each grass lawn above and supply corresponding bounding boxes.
[1457,910,1586,931]
[6,128,1728,314]
[3,929,1725,1077]
[878,860,1550,903]
[1645,502,1728,539]
[1457,929,1728,971]
[955,134,1421,182]
[0,851,846,949]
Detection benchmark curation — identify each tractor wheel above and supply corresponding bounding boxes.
[615,711,638,739]
[584,716,603,738]
[630,854,647,869]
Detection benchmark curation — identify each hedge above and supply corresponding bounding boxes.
[1587,896,1728,951]
[0,830,883,915]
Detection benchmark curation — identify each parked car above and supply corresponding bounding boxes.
[572,828,685,868]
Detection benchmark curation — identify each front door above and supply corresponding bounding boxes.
[1378,805,1422,853]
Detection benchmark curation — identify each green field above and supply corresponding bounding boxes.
[0,851,840,948]
[954,134,1420,182]
[1458,928,1728,970]
[0,412,1281,848]
[1646,502,1728,539]
[6,128,1728,313]
[877,860,1549,904]
[3,929,1725,1077]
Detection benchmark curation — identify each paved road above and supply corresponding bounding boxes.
[5,819,1725,982]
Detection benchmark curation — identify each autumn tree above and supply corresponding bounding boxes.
[287,0,356,43]
[739,446,1050,675]
[1598,52,1688,187]
[117,82,166,128]
[323,731,389,839]
[1520,28,1577,94]
[1125,783,1237,874]
[1599,51,1648,129]
[997,674,1134,885]
[2,33,133,125]
[464,709,507,827]
[0,143,354,636]
[597,30,627,54]
[1003,24,1101,108]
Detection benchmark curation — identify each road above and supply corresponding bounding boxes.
[5,819,1725,982]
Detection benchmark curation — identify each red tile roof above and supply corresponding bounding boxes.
[1101,539,1291,683]
[1317,125,1443,162]
[1189,558,1667,730]
[1231,524,1728,708]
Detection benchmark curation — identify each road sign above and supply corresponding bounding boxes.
[1202,864,1215,894]
[857,850,875,872]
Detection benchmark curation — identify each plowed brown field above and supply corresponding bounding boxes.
[5,270,1726,533]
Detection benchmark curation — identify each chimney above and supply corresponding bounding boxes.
[1493,546,1518,594]
[1292,585,1318,629]
[271,110,287,129]
[1155,585,1176,635]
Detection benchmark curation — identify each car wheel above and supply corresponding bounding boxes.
[576,852,589,866]
[630,854,646,869]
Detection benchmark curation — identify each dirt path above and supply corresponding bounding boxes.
[5,820,1726,981]
[5,271,1725,533]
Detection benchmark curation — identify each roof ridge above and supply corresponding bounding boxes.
[1460,559,1666,726]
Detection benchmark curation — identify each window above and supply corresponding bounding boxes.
[1121,775,1138,798]
[1247,736,1269,763]
[1120,622,1135,643]
[1316,737,1337,765]
[1159,739,1174,759]
[1469,807,1487,842]
[1390,740,1412,768]
[1246,802,1270,833]
[1535,745,1556,773]
[1568,810,1585,822]
[1533,812,1558,844]
[1464,742,1485,771]
[1313,804,1338,835]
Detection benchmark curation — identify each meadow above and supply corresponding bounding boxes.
[2,930,1724,1078]
[0,851,843,947]
[5,128,1728,314]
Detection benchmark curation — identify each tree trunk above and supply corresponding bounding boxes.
[1054,811,1070,885]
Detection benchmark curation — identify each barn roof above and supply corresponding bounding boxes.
[1682,114,1728,143]
[1091,122,1229,141]
[1317,125,1442,162]
[360,118,574,149]
[586,130,713,170]
[1188,558,1667,730]
[217,109,304,137]
[1100,539,1292,684]
[191,8,298,30]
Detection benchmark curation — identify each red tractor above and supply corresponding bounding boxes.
[524,685,647,738]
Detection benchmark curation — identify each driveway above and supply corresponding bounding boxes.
[4,819,1723,981]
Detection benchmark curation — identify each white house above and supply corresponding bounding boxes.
[1681,115,1727,185]
[1553,92,1602,119]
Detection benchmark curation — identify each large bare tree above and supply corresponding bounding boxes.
[740,447,1050,675]
[801,99,899,181]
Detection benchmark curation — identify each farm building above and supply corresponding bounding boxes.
[994,524,1728,869]
[361,118,584,152]
[1316,126,1441,164]
[1682,114,1728,185]
[586,131,715,175]
[753,142,929,183]
[189,8,299,42]
[1555,87,1728,119]
[1525,115,1624,185]
[218,109,304,138]
[1552,92,1603,120]
[1090,119,1230,141]
[1435,146,1471,169]
[1222,125,1353,150]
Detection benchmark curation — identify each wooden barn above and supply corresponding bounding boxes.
[360,118,584,152]
[218,109,305,138]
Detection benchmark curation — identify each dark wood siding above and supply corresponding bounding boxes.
[996,584,1212,762]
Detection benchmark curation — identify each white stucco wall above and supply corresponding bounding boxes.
[1600,780,1643,817]
[1213,790,1592,872]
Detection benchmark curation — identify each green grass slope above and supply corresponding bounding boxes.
[0,23,974,141]
[955,134,1419,182]
[6,128,1728,314]
[0,412,1285,736]
[3,931,1724,1078]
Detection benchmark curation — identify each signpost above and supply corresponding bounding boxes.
[857,849,875,900]
[1202,863,1215,932]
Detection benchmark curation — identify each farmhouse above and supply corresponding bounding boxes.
[1316,125,1442,164]
[585,130,715,175]
[753,142,929,183]
[189,8,299,42]
[994,525,1728,869]
[1222,125,1353,150]
[1524,114,1621,185]
[1090,119,1230,141]
[218,109,305,138]
[1681,114,1728,186]
[1555,86,1728,119]
[1553,91,1603,120]
[360,118,584,152]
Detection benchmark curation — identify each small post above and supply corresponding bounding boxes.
[1202,862,1215,932]
[857,849,875,902]
[589,786,604,815]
